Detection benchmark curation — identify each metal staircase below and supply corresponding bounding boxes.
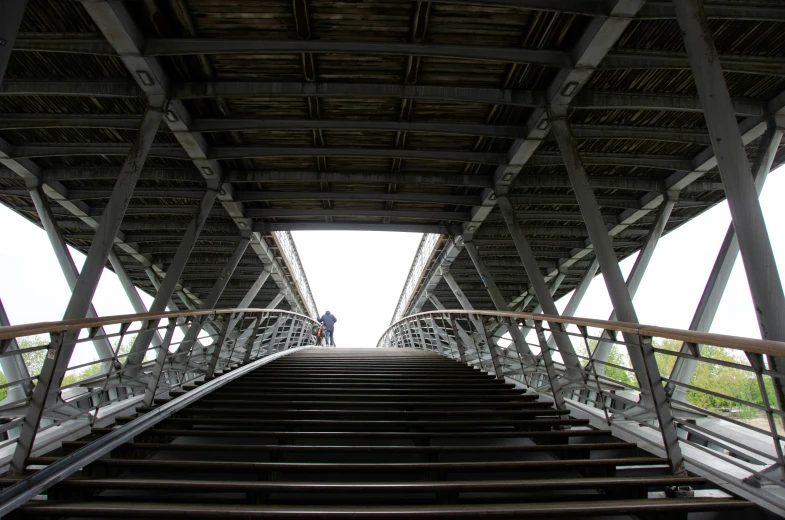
[7,348,753,519]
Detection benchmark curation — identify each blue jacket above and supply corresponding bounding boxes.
[319,312,337,331]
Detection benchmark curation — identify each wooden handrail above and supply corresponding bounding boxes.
[0,308,318,341]
[389,310,785,358]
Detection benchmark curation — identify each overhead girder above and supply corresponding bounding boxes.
[0,115,716,146]
[14,36,785,77]
[2,170,723,195]
[9,143,509,166]
[0,80,767,116]
[0,115,527,140]
[41,190,481,207]
[37,169,494,188]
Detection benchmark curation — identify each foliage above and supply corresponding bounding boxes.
[595,337,777,419]
[0,335,140,401]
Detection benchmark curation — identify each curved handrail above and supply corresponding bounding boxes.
[378,309,785,495]
[0,308,315,341]
[380,309,785,357]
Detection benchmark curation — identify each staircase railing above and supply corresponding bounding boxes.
[377,310,785,499]
[0,308,320,474]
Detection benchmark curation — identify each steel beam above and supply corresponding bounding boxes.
[496,195,580,373]
[592,198,677,368]
[10,105,164,474]
[124,190,219,368]
[107,250,163,349]
[174,238,251,356]
[668,121,784,401]
[80,0,311,316]
[551,109,685,475]
[526,152,694,171]
[676,0,785,347]
[0,0,27,88]
[268,292,286,310]
[27,185,115,366]
[543,258,600,352]
[0,299,32,404]
[253,222,451,234]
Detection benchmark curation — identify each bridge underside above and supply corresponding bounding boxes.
[1,0,784,320]
[8,348,757,519]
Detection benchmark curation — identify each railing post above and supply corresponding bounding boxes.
[533,321,567,412]
[10,331,67,474]
[482,317,505,379]
[242,316,264,364]
[142,318,177,407]
[449,317,467,363]
[637,334,686,476]
[206,317,233,378]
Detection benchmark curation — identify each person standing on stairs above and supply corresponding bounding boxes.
[319,310,337,347]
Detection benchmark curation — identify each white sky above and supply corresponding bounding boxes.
[0,167,783,353]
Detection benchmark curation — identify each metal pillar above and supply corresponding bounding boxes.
[175,237,251,355]
[668,121,784,401]
[144,268,190,336]
[675,0,785,344]
[27,185,115,365]
[0,0,27,87]
[461,241,534,357]
[497,195,581,374]
[482,317,506,379]
[0,299,32,403]
[551,111,686,475]
[10,105,165,474]
[592,199,676,368]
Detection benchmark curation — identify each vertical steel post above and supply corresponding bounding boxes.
[0,0,27,88]
[551,112,686,475]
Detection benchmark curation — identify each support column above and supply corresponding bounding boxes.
[175,237,251,355]
[668,121,784,400]
[0,299,32,403]
[28,185,114,365]
[675,0,785,344]
[0,0,27,87]
[461,241,533,357]
[592,198,676,368]
[551,110,685,475]
[11,105,165,474]
[497,196,581,375]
